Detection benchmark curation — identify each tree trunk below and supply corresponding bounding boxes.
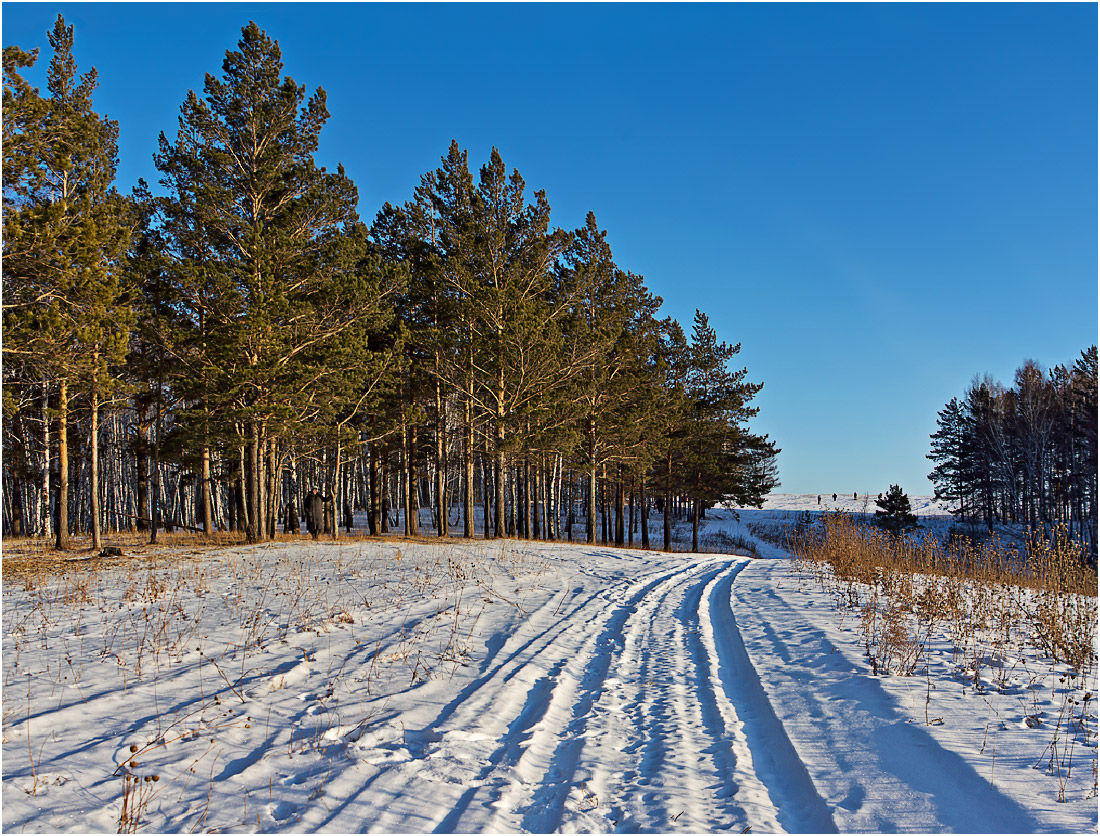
[150,387,163,545]
[245,425,260,543]
[40,381,51,538]
[663,464,672,553]
[368,443,380,536]
[227,458,237,532]
[55,379,70,550]
[90,383,102,550]
[692,496,700,553]
[566,470,575,541]
[628,479,635,547]
[551,459,560,541]
[494,433,506,539]
[587,417,597,543]
[258,426,269,541]
[614,465,624,546]
[640,476,650,549]
[601,464,609,544]
[548,458,558,541]
[463,398,474,538]
[9,475,25,537]
[401,418,411,536]
[266,437,278,539]
[435,383,448,538]
[201,441,214,535]
[521,461,531,540]
[380,452,390,534]
[333,434,342,541]
[542,459,551,541]
[532,460,541,540]
[135,416,149,531]
[507,465,517,537]
[237,443,249,535]
[406,420,419,537]
[482,453,492,539]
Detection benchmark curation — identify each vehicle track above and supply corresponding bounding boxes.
[299,554,838,833]
[304,558,697,831]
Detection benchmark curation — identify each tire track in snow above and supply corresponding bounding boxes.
[300,553,837,834]
[617,560,715,830]
[586,558,756,833]
[729,561,1042,834]
[302,578,602,831]
[702,561,838,833]
[676,562,772,832]
[483,560,708,832]
[431,655,569,833]
[499,559,722,832]
[305,559,687,832]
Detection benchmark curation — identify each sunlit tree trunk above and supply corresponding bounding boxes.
[55,380,70,550]
[90,377,102,550]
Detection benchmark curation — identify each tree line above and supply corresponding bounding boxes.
[927,348,1097,555]
[2,19,780,552]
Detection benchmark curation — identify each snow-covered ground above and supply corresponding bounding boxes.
[336,492,951,544]
[730,491,953,517]
[3,531,1095,833]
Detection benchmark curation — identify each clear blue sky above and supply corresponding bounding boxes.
[5,3,1096,495]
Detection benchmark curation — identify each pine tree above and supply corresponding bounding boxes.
[422,142,572,538]
[1069,347,1097,553]
[154,22,374,543]
[927,397,971,518]
[930,350,1095,557]
[679,310,775,551]
[874,484,919,539]
[3,16,134,549]
[561,212,660,543]
[372,198,454,537]
[650,318,692,551]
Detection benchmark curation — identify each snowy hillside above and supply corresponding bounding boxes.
[733,492,953,517]
[2,536,1094,833]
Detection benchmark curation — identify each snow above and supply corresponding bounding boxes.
[3,530,1095,833]
[730,491,953,517]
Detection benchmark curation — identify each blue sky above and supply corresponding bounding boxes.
[4,3,1096,495]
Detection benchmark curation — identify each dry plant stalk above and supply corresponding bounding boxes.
[788,512,1097,802]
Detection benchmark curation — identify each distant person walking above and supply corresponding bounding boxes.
[306,488,323,540]
[323,493,335,535]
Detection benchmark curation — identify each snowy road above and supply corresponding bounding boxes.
[305,555,834,833]
[3,539,1094,832]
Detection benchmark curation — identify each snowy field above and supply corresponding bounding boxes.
[2,525,1096,833]
[730,491,953,517]
[340,493,951,544]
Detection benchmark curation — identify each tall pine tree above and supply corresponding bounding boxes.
[154,22,372,542]
[3,16,134,549]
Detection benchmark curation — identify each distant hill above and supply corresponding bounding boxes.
[730,492,952,517]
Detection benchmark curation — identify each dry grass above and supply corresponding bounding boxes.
[788,513,1095,596]
[0,529,475,587]
[788,513,1096,673]
[786,511,1097,800]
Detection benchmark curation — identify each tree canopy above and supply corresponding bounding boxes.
[4,18,783,552]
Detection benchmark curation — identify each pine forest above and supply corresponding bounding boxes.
[2,20,781,552]
[928,351,1097,551]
